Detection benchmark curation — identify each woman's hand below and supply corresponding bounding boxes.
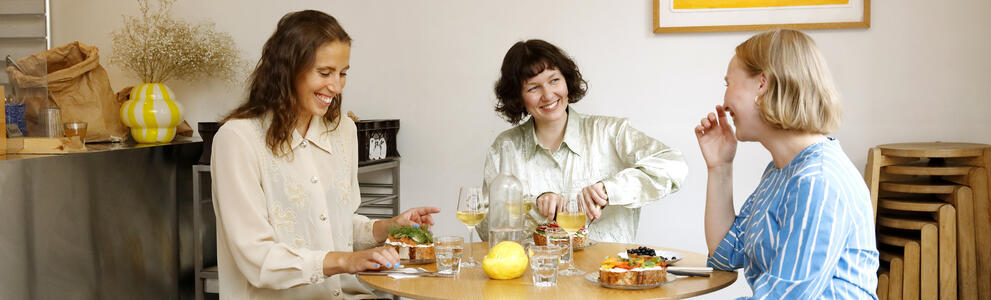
[325,246,401,275]
[536,192,565,219]
[581,182,608,221]
[696,105,739,256]
[393,206,441,228]
[695,105,738,170]
[374,207,440,242]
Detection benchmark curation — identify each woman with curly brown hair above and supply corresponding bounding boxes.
[211,10,438,299]
[477,39,688,244]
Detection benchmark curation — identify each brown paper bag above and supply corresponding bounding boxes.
[6,42,128,142]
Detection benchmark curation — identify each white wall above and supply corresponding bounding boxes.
[49,0,991,298]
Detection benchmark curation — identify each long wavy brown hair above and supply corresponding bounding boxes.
[224,10,351,155]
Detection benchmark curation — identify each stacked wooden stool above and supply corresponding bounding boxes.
[865,142,991,300]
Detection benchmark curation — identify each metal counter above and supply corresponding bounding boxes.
[0,138,203,299]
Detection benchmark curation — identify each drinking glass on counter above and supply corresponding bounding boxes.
[63,122,87,142]
[557,190,587,276]
[528,245,563,287]
[456,186,486,267]
[435,236,464,274]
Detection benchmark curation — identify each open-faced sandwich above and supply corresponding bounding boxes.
[384,226,435,262]
[598,247,668,286]
[533,222,587,248]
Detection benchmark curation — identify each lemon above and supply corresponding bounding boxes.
[482,241,529,280]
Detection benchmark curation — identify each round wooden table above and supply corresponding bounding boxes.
[357,242,737,299]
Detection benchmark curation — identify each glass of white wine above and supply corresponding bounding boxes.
[557,190,587,276]
[457,186,487,268]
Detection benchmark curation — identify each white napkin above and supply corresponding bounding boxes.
[383,267,421,279]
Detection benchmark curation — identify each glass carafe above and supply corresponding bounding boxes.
[487,140,525,248]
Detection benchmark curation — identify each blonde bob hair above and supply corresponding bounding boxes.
[736,29,841,134]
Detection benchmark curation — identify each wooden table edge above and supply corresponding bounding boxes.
[356,242,739,299]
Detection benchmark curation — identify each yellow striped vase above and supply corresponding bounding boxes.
[120,83,184,143]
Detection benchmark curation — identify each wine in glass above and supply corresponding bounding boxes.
[457,186,487,267]
[557,190,587,276]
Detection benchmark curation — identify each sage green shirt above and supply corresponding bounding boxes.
[478,108,688,243]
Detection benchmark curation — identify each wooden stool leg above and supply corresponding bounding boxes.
[867,147,883,219]
[921,224,939,300]
[936,205,958,300]
[941,186,978,300]
[979,157,991,300]
[903,241,921,300]
[879,272,890,300]
[945,169,991,300]
[891,257,905,300]
[977,170,991,300]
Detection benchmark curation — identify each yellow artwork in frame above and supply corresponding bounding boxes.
[654,0,869,33]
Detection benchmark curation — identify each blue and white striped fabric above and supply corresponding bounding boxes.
[708,138,879,299]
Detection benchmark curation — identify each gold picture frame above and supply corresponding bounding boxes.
[653,0,870,33]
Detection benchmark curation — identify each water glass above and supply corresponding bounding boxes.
[435,236,464,274]
[528,245,562,287]
[42,107,63,137]
[547,231,571,263]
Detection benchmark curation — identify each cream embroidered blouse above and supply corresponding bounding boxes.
[211,115,379,299]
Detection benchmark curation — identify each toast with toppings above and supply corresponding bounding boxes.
[384,226,435,261]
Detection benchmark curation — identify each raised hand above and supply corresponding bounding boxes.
[694,105,738,169]
[394,206,441,227]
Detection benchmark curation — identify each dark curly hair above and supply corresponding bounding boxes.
[224,10,350,155]
[493,39,587,125]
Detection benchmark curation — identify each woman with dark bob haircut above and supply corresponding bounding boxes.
[211,10,438,298]
[478,39,688,247]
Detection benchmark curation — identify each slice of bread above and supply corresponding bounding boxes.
[386,238,435,261]
[598,268,667,285]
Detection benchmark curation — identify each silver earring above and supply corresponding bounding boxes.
[753,96,759,105]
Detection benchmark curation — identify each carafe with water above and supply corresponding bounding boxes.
[487,140,525,248]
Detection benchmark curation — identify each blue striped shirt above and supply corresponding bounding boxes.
[708,139,879,299]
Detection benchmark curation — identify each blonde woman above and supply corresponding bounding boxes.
[695,29,878,299]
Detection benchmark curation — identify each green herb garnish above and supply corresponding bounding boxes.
[386,225,434,244]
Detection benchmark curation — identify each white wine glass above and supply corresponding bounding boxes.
[457,186,487,268]
[557,190,587,276]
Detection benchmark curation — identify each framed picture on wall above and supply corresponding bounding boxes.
[653,0,870,33]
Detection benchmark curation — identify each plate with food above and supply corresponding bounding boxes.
[618,247,683,264]
[384,225,435,265]
[532,222,594,251]
[586,247,675,290]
